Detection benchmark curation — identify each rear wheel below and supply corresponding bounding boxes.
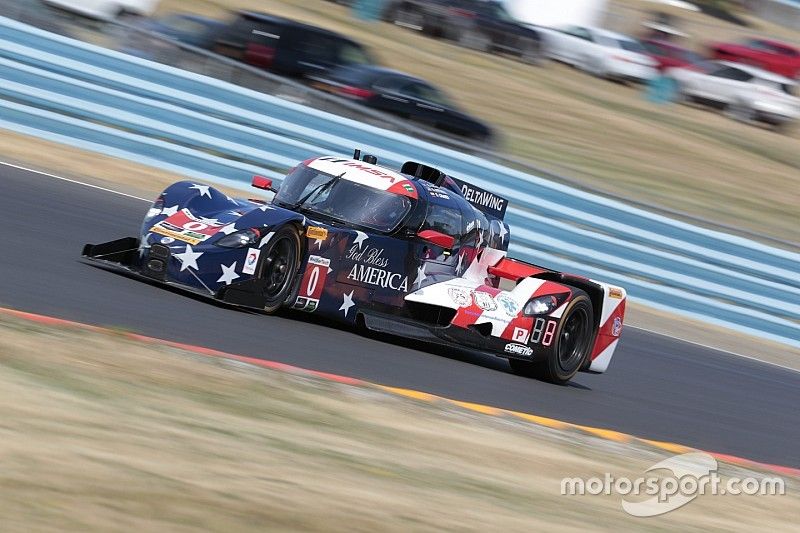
[509,292,594,384]
[725,100,754,123]
[459,28,491,52]
[519,37,543,66]
[391,5,424,32]
[256,225,302,314]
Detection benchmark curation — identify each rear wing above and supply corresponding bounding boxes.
[398,161,509,221]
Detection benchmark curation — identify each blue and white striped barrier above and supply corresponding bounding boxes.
[0,16,798,347]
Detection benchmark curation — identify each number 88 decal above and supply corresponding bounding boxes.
[531,317,558,347]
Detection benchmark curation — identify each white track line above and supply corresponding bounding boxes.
[2,159,798,375]
[0,160,150,202]
[626,326,799,375]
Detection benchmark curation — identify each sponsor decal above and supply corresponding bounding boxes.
[428,185,450,199]
[345,245,407,291]
[504,343,533,357]
[347,264,408,291]
[609,287,624,299]
[146,207,162,219]
[448,287,472,307]
[346,245,389,268]
[402,183,416,194]
[472,291,497,311]
[150,208,225,245]
[342,161,398,182]
[512,327,530,344]
[450,176,508,219]
[293,296,319,313]
[160,236,175,245]
[308,255,331,267]
[242,248,260,275]
[296,254,331,311]
[495,293,519,316]
[306,226,328,241]
[612,316,623,337]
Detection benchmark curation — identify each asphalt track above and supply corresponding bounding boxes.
[2,164,799,468]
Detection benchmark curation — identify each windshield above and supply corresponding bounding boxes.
[275,165,413,232]
[618,39,647,54]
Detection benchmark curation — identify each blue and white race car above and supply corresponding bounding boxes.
[83,152,626,383]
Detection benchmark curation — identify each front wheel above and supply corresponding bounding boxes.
[725,100,755,123]
[509,292,594,384]
[256,225,302,314]
[458,28,491,52]
[519,37,543,66]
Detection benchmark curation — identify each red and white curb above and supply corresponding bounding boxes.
[1,305,797,478]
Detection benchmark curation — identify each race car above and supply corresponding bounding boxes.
[83,152,626,383]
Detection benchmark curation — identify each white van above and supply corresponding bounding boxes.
[42,0,161,20]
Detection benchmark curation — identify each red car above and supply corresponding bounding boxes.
[642,39,704,72]
[709,38,800,80]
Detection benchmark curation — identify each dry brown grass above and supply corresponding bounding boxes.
[0,313,797,532]
[0,129,252,199]
[146,0,800,242]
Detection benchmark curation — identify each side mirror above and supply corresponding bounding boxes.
[252,175,277,192]
[418,229,455,250]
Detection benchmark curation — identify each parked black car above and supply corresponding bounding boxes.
[310,65,493,143]
[206,11,377,79]
[139,13,224,48]
[382,0,542,64]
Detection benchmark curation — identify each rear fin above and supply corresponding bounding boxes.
[447,176,508,220]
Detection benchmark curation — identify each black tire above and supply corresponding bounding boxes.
[458,28,491,52]
[256,225,302,314]
[519,37,543,66]
[725,100,754,123]
[391,4,424,32]
[509,292,594,384]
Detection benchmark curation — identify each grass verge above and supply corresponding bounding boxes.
[0,311,797,531]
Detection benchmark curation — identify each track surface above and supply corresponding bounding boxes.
[2,165,799,468]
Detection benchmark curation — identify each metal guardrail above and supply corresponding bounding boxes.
[0,15,798,347]
[5,0,797,251]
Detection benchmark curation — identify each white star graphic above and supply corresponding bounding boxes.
[455,253,464,275]
[476,229,483,248]
[161,205,179,217]
[190,184,212,198]
[217,261,240,285]
[198,217,220,226]
[499,224,508,240]
[219,223,237,235]
[353,231,369,249]
[174,244,203,271]
[414,263,428,289]
[314,238,324,250]
[258,205,275,212]
[339,290,355,317]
